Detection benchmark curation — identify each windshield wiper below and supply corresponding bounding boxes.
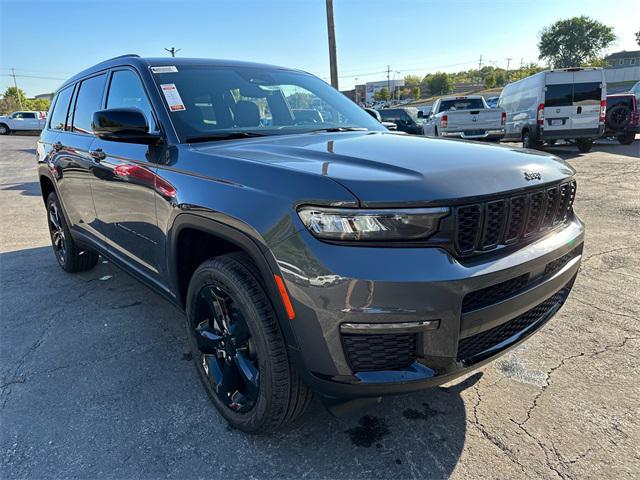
[308,127,369,133]
[186,132,268,143]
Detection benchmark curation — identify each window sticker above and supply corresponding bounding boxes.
[161,83,186,111]
[151,66,178,73]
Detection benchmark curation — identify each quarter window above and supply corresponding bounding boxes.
[545,84,573,107]
[106,70,158,132]
[49,86,74,131]
[71,74,107,134]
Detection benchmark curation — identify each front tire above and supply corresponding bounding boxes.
[46,192,99,272]
[185,254,313,434]
[0,123,10,135]
[576,139,593,153]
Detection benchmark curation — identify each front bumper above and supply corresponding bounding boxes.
[441,129,505,140]
[271,214,584,398]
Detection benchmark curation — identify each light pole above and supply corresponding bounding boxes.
[325,0,338,89]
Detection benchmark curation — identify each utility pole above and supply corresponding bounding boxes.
[505,57,512,81]
[478,54,483,71]
[386,65,391,93]
[164,47,181,57]
[11,68,23,109]
[354,77,358,104]
[325,0,338,89]
[519,57,524,69]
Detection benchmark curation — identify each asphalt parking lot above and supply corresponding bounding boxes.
[1,133,638,479]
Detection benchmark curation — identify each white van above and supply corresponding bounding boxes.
[498,67,606,152]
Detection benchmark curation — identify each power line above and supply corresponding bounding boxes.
[1,73,66,80]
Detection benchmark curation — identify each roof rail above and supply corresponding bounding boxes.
[102,54,141,62]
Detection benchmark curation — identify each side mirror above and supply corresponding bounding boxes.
[92,108,161,144]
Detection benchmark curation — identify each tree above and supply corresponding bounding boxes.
[2,86,27,107]
[484,73,497,89]
[412,86,420,100]
[538,16,615,68]
[494,70,506,86]
[427,72,453,96]
[636,29,640,46]
[403,74,421,87]
[374,87,390,101]
[26,98,51,112]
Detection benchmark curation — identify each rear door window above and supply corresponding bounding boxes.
[49,86,74,131]
[71,74,107,134]
[573,82,601,105]
[545,84,573,107]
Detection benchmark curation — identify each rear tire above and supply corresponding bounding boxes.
[617,132,636,145]
[46,192,99,272]
[522,130,541,149]
[185,254,313,434]
[576,139,593,153]
[0,123,10,135]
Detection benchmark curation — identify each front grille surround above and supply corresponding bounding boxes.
[454,180,577,257]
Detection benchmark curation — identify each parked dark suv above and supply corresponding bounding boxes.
[604,93,638,145]
[38,55,584,433]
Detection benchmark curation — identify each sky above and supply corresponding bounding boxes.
[1,0,638,97]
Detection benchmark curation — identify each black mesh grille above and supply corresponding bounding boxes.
[343,333,417,372]
[544,247,580,277]
[457,290,565,362]
[481,200,507,248]
[462,273,530,313]
[505,196,527,242]
[456,205,482,254]
[454,180,576,256]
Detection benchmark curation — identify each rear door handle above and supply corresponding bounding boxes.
[576,106,582,114]
[89,148,106,161]
[52,141,63,151]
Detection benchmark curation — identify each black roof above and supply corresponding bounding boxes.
[59,54,303,91]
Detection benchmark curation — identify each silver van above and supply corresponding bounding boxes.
[498,67,606,152]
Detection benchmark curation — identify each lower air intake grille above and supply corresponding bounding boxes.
[343,333,417,372]
[457,290,565,362]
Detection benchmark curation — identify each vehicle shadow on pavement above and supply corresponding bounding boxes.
[0,181,41,196]
[1,246,474,479]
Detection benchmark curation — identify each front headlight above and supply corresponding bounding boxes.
[297,206,449,241]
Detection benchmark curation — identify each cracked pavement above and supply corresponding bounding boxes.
[1,134,639,479]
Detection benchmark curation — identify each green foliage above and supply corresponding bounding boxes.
[635,29,640,46]
[412,86,420,100]
[286,92,313,109]
[426,72,453,96]
[403,74,421,86]
[0,87,50,114]
[538,16,615,68]
[374,87,390,101]
[484,73,497,89]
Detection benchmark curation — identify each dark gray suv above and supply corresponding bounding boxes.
[37,55,584,433]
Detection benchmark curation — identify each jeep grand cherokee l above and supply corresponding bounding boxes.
[37,55,584,433]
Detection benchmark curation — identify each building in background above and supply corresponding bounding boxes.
[604,50,640,94]
[35,93,54,101]
[605,50,640,69]
[365,79,404,103]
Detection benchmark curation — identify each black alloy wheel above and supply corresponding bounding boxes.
[48,200,67,263]
[191,283,259,413]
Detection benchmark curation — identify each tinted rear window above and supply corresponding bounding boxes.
[439,98,485,111]
[545,84,573,107]
[71,74,106,134]
[573,82,601,105]
[49,86,74,131]
[607,96,633,109]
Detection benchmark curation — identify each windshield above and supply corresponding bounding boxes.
[439,98,485,111]
[150,65,384,141]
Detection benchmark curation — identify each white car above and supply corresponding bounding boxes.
[498,67,606,153]
[0,111,47,135]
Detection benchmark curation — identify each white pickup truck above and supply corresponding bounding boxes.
[0,111,47,135]
[422,95,505,141]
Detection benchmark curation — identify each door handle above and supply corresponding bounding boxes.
[576,106,582,114]
[89,148,106,162]
[52,141,63,151]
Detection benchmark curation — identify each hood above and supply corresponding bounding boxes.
[192,132,575,206]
